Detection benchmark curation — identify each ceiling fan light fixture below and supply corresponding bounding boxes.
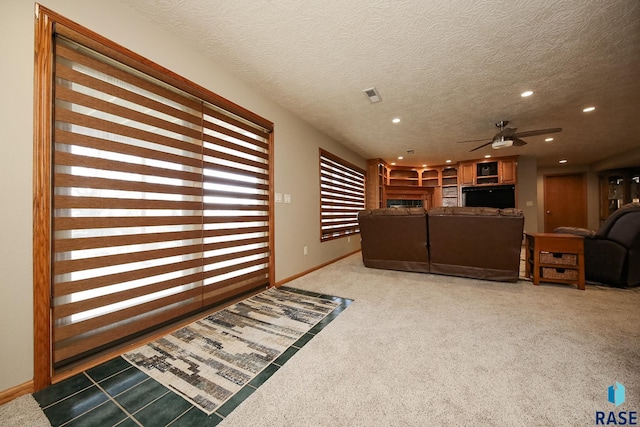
[491,138,514,149]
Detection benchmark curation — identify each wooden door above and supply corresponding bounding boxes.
[544,173,587,232]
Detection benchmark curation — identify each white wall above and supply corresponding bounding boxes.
[516,156,538,234]
[0,0,363,392]
[0,0,38,394]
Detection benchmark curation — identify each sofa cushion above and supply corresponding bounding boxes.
[429,206,524,217]
[359,207,427,217]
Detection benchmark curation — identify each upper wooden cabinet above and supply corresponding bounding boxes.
[500,157,517,183]
[421,168,440,187]
[460,163,474,185]
[388,167,420,186]
[458,156,518,186]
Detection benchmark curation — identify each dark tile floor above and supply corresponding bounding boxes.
[33,287,352,427]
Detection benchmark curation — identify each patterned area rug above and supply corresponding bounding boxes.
[123,286,347,415]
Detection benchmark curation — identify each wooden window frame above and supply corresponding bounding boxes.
[33,5,274,389]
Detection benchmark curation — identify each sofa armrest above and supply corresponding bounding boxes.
[553,226,596,238]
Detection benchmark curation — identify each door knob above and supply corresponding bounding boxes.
[546,210,551,214]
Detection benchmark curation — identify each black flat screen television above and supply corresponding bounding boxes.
[462,185,515,209]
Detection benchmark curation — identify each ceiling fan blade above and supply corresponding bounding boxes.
[512,127,562,138]
[494,127,517,138]
[469,141,494,152]
[456,137,491,144]
[512,138,527,146]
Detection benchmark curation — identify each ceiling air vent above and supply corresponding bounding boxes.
[363,87,382,103]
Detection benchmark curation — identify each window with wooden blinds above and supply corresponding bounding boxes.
[49,34,272,366]
[319,150,365,241]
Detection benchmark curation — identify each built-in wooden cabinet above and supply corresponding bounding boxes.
[460,163,474,185]
[440,166,458,206]
[388,167,419,186]
[501,157,517,183]
[598,167,640,222]
[365,159,387,209]
[475,160,500,185]
[458,156,518,186]
[421,168,440,187]
[385,166,436,209]
[365,156,517,209]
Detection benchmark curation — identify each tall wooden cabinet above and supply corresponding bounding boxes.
[365,159,387,209]
[598,167,640,222]
[440,166,459,206]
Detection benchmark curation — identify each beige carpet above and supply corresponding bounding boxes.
[221,253,640,426]
[3,253,639,426]
[0,395,51,427]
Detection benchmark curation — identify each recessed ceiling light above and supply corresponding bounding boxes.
[583,106,596,112]
[390,162,396,166]
[559,159,568,164]
[521,90,534,97]
[397,156,404,160]
[484,155,491,158]
[422,164,427,167]
[392,118,401,124]
[446,160,452,163]
[545,137,554,142]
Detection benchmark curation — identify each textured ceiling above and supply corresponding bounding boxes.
[124,0,640,168]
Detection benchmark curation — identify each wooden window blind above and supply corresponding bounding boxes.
[51,34,272,366]
[319,149,365,241]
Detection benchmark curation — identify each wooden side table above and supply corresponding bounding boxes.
[525,233,585,290]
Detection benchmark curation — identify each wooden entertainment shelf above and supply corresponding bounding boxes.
[366,156,517,209]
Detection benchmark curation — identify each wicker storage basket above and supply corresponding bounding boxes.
[539,251,577,266]
[541,267,578,281]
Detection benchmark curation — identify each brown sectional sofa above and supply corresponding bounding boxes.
[358,206,524,282]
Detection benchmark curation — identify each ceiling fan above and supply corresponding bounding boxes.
[457,120,562,152]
